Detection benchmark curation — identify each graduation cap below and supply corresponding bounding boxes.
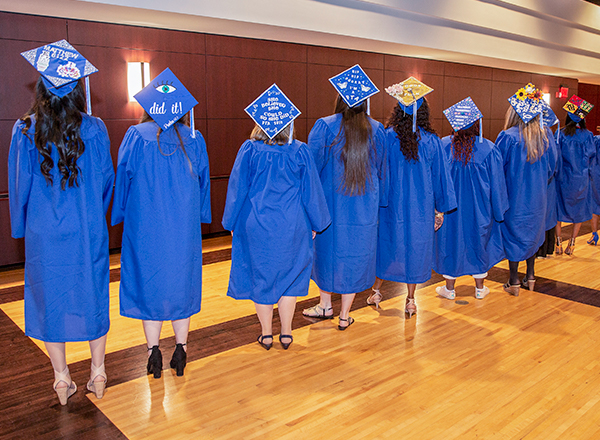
[443,97,484,143]
[508,83,544,125]
[134,68,199,137]
[386,77,434,132]
[329,64,379,114]
[563,95,594,123]
[21,39,98,114]
[244,84,301,144]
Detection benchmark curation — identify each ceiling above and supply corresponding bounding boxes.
[2,0,600,84]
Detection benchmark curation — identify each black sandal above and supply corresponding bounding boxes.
[279,334,293,350]
[147,345,162,379]
[338,316,355,331]
[257,335,273,351]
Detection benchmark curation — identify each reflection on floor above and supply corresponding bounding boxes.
[1,228,599,439]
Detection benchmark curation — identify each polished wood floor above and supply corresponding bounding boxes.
[1,225,600,439]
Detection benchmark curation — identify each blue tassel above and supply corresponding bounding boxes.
[190,108,196,138]
[479,118,483,143]
[85,77,92,116]
[412,101,417,132]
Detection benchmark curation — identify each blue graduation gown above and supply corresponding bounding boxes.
[434,136,508,277]
[495,126,553,262]
[377,128,456,284]
[544,129,560,230]
[8,114,114,342]
[590,136,600,214]
[112,122,211,320]
[308,115,388,294]
[222,139,330,305]
[556,128,595,223]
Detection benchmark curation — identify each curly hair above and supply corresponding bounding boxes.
[385,98,436,162]
[21,78,86,190]
[450,122,479,165]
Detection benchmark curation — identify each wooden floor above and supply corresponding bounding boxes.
[1,225,600,439]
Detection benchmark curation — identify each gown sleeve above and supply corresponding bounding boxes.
[307,119,329,172]
[96,118,115,215]
[222,140,253,231]
[298,144,331,232]
[195,133,212,224]
[488,145,509,222]
[8,121,33,239]
[431,135,457,213]
[111,126,141,226]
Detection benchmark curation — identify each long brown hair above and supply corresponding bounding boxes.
[503,107,547,163]
[386,98,436,163]
[450,122,479,165]
[141,112,193,173]
[331,95,374,196]
[21,77,86,190]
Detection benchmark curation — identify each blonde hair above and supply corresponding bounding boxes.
[250,124,292,145]
[504,107,548,163]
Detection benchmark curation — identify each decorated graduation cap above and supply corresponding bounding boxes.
[563,95,594,123]
[20,39,98,114]
[329,64,379,114]
[443,97,484,143]
[244,84,301,144]
[134,68,199,137]
[508,83,544,125]
[386,77,434,132]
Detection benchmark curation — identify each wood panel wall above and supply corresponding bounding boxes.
[0,11,579,267]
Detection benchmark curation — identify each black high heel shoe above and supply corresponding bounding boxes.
[279,334,293,350]
[147,345,162,379]
[257,335,273,350]
[170,343,187,376]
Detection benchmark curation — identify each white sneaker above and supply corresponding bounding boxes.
[436,286,456,300]
[475,286,490,299]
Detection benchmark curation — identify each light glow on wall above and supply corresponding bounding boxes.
[543,93,550,104]
[128,62,150,102]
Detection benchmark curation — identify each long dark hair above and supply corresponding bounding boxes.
[331,95,374,196]
[386,98,436,163]
[20,77,86,190]
[450,122,479,165]
[140,112,193,173]
[563,113,585,137]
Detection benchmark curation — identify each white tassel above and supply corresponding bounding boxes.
[288,120,294,145]
[412,101,417,133]
[190,108,196,138]
[479,118,483,143]
[85,77,92,116]
[367,98,371,116]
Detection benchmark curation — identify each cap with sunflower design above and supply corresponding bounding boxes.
[508,83,544,124]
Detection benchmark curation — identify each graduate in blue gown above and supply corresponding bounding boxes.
[223,84,330,349]
[374,78,456,318]
[537,103,561,258]
[301,65,387,330]
[588,135,600,246]
[434,98,508,300]
[555,96,595,255]
[496,83,555,296]
[9,41,112,405]
[112,68,211,377]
